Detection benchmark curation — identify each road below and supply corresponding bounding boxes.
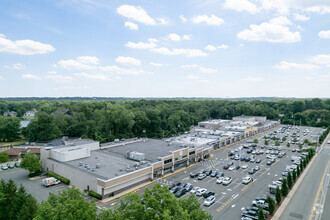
[279,134,330,220]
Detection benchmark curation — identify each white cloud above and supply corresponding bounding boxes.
[125,41,157,49]
[117,5,156,25]
[218,44,229,49]
[199,67,218,73]
[115,56,141,66]
[243,76,263,82]
[181,64,217,73]
[319,30,330,39]
[308,54,330,65]
[181,64,199,69]
[183,35,191,40]
[47,71,57,74]
[187,75,200,80]
[224,0,259,14]
[0,35,55,55]
[148,38,158,43]
[0,76,3,80]
[240,43,244,47]
[149,62,163,67]
[179,15,187,23]
[274,61,320,70]
[124,21,139,31]
[46,75,74,82]
[293,13,310,21]
[13,63,26,69]
[99,65,145,75]
[58,59,94,70]
[167,33,191,41]
[204,45,217,51]
[76,56,99,65]
[150,47,208,57]
[74,72,111,81]
[22,74,41,80]
[168,33,181,41]
[237,17,300,43]
[191,15,224,26]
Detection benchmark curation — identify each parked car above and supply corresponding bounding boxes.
[203,195,215,206]
[256,159,261,163]
[203,190,215,198]
[248,168,255,174]
[222,177,232,185]
[199,169,206,174]
[190,186,200,194]
[242,176,253,184]
[205,169,212,176]
[170,186,180,194]
[198,173,207,180]
[228,165,235,171]
[7,163,15,169]
[185,183,193,191]
[236,165,241,170]
[242,164,248,169]
[1,164,8,170]
[217,172,224,178]
[216,177,224,184]
[254,166,260,171]
[266,160,272,166]
[210,171,218,177]
[15,162,20,167]
[175,188,187,197]
[190,172,198,178]
[196,188,207,196]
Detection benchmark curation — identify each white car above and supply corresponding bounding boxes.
[203,195,215,206]
[222,177,232,186]
[190,186,200,194]
[228,165,235,171]
[216,177,224,184]
[265,150,270,154]
[242,176,253,184]
[242,164,248,169]
[196,188,207,196]
[1,165,8,170]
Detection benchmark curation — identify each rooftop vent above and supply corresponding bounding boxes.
[79,161,83,166]
[96,164,101,168]
[91,168,95,172]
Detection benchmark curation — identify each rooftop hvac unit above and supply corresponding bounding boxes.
[119,168,123,172]
[79,161,83,166]
[126,168,130,172]
[115,173,118,176]
[91,168,95,172]
[84,163,88,168]
[168,142,171,146]
[96,164,101,168]
[126,151,145,162]
[86,166,90,170]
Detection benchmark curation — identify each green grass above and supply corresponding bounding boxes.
[0,139,27,147]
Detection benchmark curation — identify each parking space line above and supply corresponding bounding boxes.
[216,197,234,212]
[234,183,242,189]
[215,196,225,203]
[241,181,253,192]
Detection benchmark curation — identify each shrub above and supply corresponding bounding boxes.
[88,190,102,200]
[47,171,70,184]
[28,170,43,177]
[0,152,9,163]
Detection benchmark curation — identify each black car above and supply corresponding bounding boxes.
[205,169,212,176]
[245,157,251,162]
[172,181,181,187]
[190,172,198,178]
[247,149,252,154]
[210,171,218,177]
[202,190,215,198]
[217,172,224,178]
[236,165,241,170]
[170,186,180,194]
[175,188,187,197]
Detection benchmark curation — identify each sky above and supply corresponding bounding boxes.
[0,0,330,98]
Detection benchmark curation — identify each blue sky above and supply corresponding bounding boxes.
[1,0,330,98]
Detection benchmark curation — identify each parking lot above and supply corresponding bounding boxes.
[99,125,321,219]
[0,168,69,202]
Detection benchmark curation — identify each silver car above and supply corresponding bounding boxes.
[203,195,215,206]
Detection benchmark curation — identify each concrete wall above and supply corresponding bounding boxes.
[51,147,90,162]
[44,158,98,192]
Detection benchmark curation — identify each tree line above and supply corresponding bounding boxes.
[0,98,329,143]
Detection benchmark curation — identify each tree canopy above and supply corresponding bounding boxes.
[35,186,97,220]
[20,151,42,174]
[0,179,38,220]
[99,183,212,220]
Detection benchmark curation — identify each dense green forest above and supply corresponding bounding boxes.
[0,98,329,143]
